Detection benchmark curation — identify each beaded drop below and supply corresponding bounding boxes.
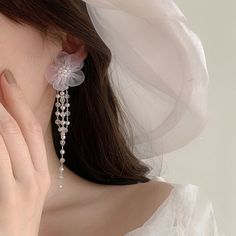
[54,89,71,190]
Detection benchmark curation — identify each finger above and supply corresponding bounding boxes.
[0,70,50,176]
[0,102,35,183]
[0,134,15,193]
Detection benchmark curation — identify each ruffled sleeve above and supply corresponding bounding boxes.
[184,185,220,235]
[125,184,224,236]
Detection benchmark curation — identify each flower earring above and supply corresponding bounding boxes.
[45,50,85,190]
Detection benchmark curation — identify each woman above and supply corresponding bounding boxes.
[0,0,222,235]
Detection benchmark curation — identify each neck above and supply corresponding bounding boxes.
[41,122,103,214]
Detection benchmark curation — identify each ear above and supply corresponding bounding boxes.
[62,34,88,61]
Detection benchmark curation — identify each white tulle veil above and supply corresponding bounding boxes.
[81,0,209,177]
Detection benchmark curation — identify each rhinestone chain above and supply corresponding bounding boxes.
[54,90,71,190]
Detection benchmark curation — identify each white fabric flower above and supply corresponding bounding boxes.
[45,51,85,91]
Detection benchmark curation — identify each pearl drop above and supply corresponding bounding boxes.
[55,120,60,125]
[60,149,65,155]
[60,140,66,145]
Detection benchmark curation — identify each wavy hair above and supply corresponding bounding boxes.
[0,0,151,185]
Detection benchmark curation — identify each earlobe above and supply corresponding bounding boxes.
[62,34,88,61]
[75,45,88,61]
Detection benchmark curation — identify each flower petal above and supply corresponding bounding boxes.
[53,77,68,91]
[45,65,59,83]
[55,51,69,66]
[71,61,84,71]
[66,72,85,87]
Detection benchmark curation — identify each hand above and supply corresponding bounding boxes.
[0,70,51,236]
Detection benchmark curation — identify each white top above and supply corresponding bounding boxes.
[124,177,223,236]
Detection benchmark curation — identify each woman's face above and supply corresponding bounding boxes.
[0,13,62,133]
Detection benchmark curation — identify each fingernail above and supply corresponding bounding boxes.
[3,70,16,84]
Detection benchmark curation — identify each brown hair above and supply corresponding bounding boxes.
[0,0,151,184]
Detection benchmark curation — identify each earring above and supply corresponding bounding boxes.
[45,50,85,190]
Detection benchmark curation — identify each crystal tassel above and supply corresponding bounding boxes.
[54,90,70,190]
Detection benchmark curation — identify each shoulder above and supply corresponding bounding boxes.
[134,179,175,206]
[135,179,175,216]
[124,181,220,235]
[142,182,218,226]
[119,179,175,232]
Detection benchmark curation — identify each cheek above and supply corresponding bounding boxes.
[0,14,61,112]
[0,23,60,111]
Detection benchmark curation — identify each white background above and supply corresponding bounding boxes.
[145,1,235,235]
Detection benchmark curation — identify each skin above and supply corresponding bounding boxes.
[0,13,174,236]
